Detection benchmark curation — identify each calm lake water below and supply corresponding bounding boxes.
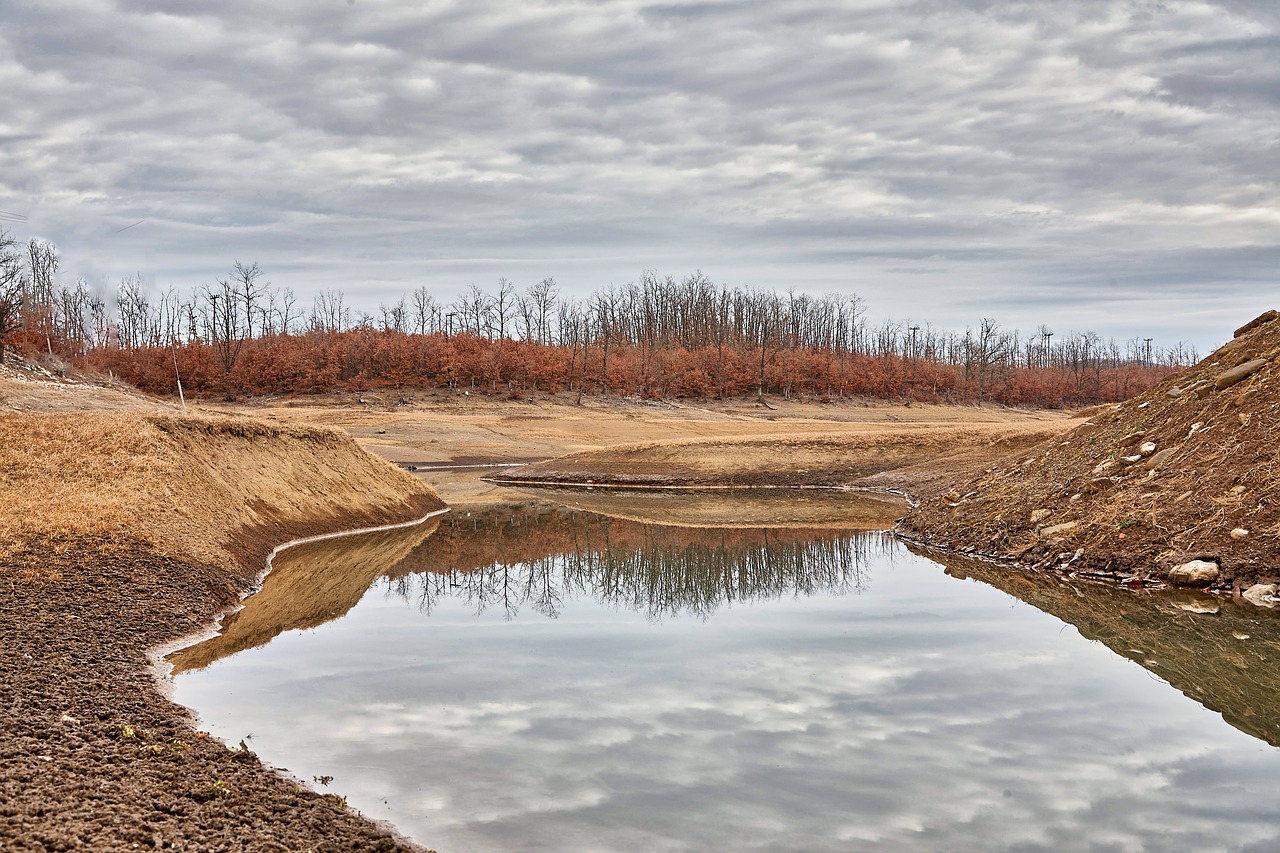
[170,498,1280,852]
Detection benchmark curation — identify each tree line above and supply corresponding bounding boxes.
[0,227,1195,406]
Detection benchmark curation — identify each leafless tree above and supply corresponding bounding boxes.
[0,229,23,361]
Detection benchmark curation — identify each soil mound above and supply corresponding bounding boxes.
[901,310,1280,592]
[0,410,444,571]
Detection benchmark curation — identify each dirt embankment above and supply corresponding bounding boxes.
[2,411,443,851]
[483,423,1071,495]
[901,310,1280,593]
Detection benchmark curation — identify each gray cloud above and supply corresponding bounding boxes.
[2,0,1277,349]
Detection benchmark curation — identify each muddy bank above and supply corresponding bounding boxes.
[483,424,1067,494]
[1,412,444,851]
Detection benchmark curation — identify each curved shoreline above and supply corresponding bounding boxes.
[148,507,452,694]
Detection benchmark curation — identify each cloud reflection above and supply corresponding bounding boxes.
[173,514,1280,852]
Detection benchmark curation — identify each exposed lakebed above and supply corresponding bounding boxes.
[170,494,1280,852]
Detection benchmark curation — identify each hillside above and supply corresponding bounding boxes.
[901,310,1280,594]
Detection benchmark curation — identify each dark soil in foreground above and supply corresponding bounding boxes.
[2,526,437,851]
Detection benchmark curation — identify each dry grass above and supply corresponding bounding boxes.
[0,410,444,573]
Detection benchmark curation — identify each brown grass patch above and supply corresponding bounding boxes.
[0,410,444,574]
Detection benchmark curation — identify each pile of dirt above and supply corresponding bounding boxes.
[901,310,1280,593]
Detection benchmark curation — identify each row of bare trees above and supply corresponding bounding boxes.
[0,226,1197,404]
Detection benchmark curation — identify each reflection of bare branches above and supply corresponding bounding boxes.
[379,507,895,622]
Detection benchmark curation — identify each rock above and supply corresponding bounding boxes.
[1234,309,1278,338]
[1138,441,1157,455]
[1215,358,1267,390]
[1242,584,1278,608]
[1039,521,1078,538]
[1230,528,1249,540]
[1145,448,1176,469]
[1167,559,1220,586]
[1120,431,1146,443]
[1092,461,1113,475]
[376,428,387,434]
[1030,508,1053,524]
[1120,454,1143,465]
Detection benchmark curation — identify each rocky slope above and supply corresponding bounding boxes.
[901,310,1280,596]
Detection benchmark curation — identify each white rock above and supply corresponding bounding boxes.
[1039,521,1078,538]
[1030,508,1053,524]
[1230,528,1249,540]
[1139,441,1157,455]
[1168,559,1220,586]
[1242,584,1278,608]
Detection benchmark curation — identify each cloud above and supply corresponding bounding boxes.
[2,0,1277,348]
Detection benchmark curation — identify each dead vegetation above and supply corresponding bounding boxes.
[0,410,443,573]
[901,310,1280,593]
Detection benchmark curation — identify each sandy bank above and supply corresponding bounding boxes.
[1,411,443,851]
[482,422,1070,496]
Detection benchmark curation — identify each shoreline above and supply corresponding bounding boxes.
[148,506,453,698]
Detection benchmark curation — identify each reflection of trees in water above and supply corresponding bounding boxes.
[381,509,894,620]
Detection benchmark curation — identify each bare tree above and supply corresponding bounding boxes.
[0,229,22,361]
[412,286,437,335]
[311,289,349,333]
[380,297,408,333]
[204,277,247,375]
[230,261,267,339]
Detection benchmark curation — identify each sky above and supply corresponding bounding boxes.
[2,0,1278,351]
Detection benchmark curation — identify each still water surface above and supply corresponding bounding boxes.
[171,500,1280,852]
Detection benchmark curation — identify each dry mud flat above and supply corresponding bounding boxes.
[1,411,441,852]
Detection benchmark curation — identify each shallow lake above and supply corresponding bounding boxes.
[170,496,1280,852]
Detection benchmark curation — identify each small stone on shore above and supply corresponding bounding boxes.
[1242,584,1278,608]
[1168,559,1220,587]
[1039,521,1078,538]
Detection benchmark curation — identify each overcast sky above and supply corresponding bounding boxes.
[3,0,1277,350]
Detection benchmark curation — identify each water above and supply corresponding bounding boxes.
[170,500,1280,852]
